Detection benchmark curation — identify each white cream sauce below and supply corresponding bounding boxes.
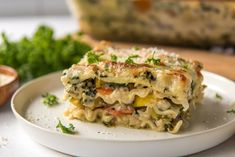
[0,73,14,86]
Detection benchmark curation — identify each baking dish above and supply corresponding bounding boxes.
[68,0,235,48]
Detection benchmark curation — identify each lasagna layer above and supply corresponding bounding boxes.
[61,44,204,133]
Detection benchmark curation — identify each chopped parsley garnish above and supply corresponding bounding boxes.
[87,51,101,64]
[145,58,161,65]
[111,54,117,62]
[227,109,235,114]
[56,120,76,134]
[145,50,161,65]
[215,93,223,100]
[132,46,140,50]
[125,55,140,64]
[226,109,235,114]
[42,93,59,107]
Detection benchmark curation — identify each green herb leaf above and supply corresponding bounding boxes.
[56,120,76,134]
[226,109,235,114]
[145,50,161,65]
[87,51,101,64]
[42,93,59,107]
[145,58,161,65]
[125,55,139,64]
[111,54,117,62]
[215,93,223,100]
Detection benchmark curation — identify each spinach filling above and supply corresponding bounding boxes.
[80,79,96,106]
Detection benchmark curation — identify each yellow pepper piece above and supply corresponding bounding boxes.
[96,79,101,88]
[133,94,155,107]
[70,98,80,107]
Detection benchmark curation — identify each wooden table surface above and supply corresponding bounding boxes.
[80,35,235,81]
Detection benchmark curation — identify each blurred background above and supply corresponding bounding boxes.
[1,0,235,49]
[0,0,234,50]
[0,0,75,39]
[0,0,69,16]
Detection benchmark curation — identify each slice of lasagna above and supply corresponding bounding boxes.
[61,43,204,133]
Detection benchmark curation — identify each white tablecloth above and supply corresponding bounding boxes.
[0,16,234,157]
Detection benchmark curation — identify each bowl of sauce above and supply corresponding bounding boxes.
[0,65,19,107]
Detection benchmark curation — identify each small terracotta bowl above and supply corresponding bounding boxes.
[0,65,19,107]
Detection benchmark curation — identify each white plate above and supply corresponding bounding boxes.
[11,71,235,157]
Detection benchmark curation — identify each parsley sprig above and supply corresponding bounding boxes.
[87,51,102,64]
[227,109,235,114]
[215,93,223,100]
[125,55,139,64]
[56,120,76,134]
[0,25,91,82]
[145,50,161,65]
[111,54,117,62]
[145,58,161,65]
[42,93,59,107]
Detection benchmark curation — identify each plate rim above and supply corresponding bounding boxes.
[11,70,235,142]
